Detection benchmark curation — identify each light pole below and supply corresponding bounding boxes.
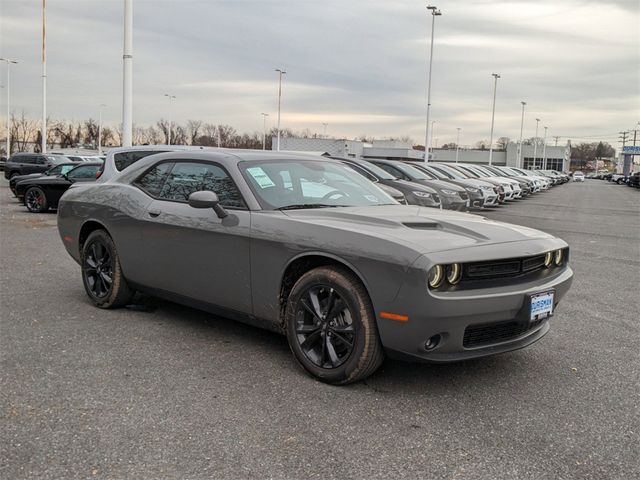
[430,120,436,150]
[424,5,442,163]
[164,94,176,145]
[275,68,286,151]
[122,0,133,147]
[0,58,17,157]
[518,101,526,168]
[533,118,540,169]
[261,112,269,150]
[488,73,500,165]
[322,122,328,138]
[455,127,461,163]
[98,104,106,154]
[41,0,47,153]
[542,126,548,169]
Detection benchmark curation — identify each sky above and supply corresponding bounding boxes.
[0,0,638,147]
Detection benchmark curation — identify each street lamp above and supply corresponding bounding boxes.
[98,104,106,154]
[424,5,442,163]
[455,127,461,163]
[518,101,526,168]
[164,94,176,145]
[261,112,269,150]
[0,58,18,157]
[275,68,286,151]
[322,122,328,137]
[488,73,500,166]
[533,118,540,169]
[430,120,436,150]
[542,126,548,169]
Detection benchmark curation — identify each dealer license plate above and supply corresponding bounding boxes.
[530,291,554,321]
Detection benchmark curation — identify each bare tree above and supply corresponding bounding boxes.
[186,120,202,145]
[496,136,510,150]
[475,140,489,150]
[11,111,39,152]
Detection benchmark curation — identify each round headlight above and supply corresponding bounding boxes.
[428,265,444,289]
[544,252,553,267]
[446,263,462,285]
[554,249,564,265]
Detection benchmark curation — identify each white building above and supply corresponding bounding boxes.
[275,137,570,171]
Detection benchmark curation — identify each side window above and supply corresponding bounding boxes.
[35,156,47,165]
[48,165,63,175]
[21,156,35,165]
[135,162,174,197]
[114,151,168,171]
[345,163,377,182]
[158,162,245,208]
[67,165,101,179]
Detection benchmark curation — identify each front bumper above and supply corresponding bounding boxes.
[441,195,467,211]
[374,252,573,363]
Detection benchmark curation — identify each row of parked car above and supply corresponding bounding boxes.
[600,171,640,188]
[3,146,571,213]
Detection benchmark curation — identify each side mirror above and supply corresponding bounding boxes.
[188,191,228,218]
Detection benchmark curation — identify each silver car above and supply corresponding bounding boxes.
[57,151,574,384]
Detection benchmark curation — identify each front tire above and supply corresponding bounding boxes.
[25,186,49,213]
[81,230,134,308]
[285,266,384,385]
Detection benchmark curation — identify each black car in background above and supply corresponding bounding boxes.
[368,159,469,210]
[10,162,78,198]
[336,157,441,208]
[4,153,70,179]
[16,162,102,213]
[0,155,6,172]
[628,172,640,188]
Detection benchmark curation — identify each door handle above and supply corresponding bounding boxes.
[148,209,161,217]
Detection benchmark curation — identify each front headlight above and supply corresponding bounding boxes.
[441,189,458,196]
[554,249,564,265]
[480,185,493,191]
[446,263,462,285]
[428,265,444,288]
[544,252,553,267]
[412,191,432,198]
[465,187,480,193]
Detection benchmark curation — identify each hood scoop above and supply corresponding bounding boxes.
[402,222,442,230]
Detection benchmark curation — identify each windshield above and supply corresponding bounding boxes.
[431,164,465,179]
[355,160,397,180]
[391,162,433,180]
[465,165,491,177]
[48,156,70,165]
[455,165,480,178]
[240,160,397,210]
[419,165,450,180]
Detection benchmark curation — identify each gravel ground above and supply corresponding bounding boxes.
[1,177,638,479]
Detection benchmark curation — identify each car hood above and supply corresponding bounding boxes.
[389,179,437,194]
[282,205,553,254]
[416,179,466,192]
[19,175,65,185]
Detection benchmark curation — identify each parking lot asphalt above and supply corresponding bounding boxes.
[1,177,638,479]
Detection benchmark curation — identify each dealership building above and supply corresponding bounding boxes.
[275,137,571,171]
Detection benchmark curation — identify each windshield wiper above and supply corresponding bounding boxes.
[276,204,347,210]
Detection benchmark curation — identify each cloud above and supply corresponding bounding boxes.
[0,0,638,146]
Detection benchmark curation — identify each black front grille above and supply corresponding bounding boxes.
[463,319,544,348]
[459,192,469,200]
[522,255,546,272]
[465,260,521,278]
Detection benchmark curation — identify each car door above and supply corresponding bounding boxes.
[19,155,35,174]
[131,160,252,313]
[33,155,50,174]
[48,164,100,205]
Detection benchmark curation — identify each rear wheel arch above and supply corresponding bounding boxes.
[79,220,110,254]
[278,253,372,326]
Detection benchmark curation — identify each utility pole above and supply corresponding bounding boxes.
[0,58,18,157]
[424,5,442,163]
[122,0,133,147]
[488,73,500,165]
[41,0,47,153]
[164,94,175,145]
[261,112,268,150]
[532,118,540,170]
[542,126,548,169]
[619,131,629,175]
[275,68,286,151]
[552,135,560,147]
[517,101,526,168]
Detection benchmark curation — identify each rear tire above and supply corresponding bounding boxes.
[285,266,384,385]
[81,230,134,309]
[24,186,49,213]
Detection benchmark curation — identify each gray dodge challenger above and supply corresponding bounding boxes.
[57,150,574,384]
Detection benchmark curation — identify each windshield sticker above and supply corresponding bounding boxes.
[247,167,276,189]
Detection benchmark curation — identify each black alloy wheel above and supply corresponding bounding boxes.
[285,266,384,385]
[295,285,355,369]
[25,187,48,213]
[83,240,114,299]
[81,230,134,308]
